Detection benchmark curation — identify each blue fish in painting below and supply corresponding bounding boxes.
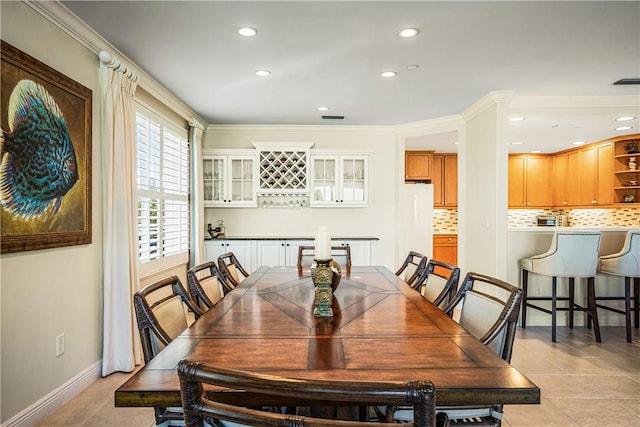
[0,79,79,220]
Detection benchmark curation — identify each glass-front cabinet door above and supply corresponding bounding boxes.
[310,154,368,207]
[203,153,257,207]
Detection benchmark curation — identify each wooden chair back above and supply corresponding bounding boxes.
[443,272,522,363]
[177,359,440,427]
[414,259,460,309]
[187,261,229,311]
[297,245,352,274]
[396,251,428,287]
[217,252,250,288]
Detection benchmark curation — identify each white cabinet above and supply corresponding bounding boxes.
[332,240,371,265]
[255,240,310,267]
[310,154,368,207]
[204,240,255,272]
[203,150,257,207]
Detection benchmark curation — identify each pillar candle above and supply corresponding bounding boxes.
[315,226,332,260]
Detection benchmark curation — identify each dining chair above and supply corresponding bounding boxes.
[187,261,230,311]
[413,259,460,310]
[218,252,250,289]
[133,276,204,425]
[384,272,522,426]
[297,245,352,274]
[177,359,447,427]
[519,231,602,343]
[395,251,428,288]
[598,230,640,343]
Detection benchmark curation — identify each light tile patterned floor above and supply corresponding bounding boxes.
[37,326,639,426]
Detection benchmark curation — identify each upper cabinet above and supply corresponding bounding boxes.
[203,150,257,207]
[253,142,314,194]
[508,154,551,208]
[405,151,434,182]
[310,153,368,207]
[432,154,457,208]
[613,135,640,204]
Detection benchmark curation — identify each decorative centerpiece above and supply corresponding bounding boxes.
[310,226,341,317]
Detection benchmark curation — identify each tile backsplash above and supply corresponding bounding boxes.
[508,208,640,228]
[434,208,640,232]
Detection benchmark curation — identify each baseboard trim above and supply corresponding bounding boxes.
[2,361,102,427]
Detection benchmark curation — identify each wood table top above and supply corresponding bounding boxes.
[116,266,540,408]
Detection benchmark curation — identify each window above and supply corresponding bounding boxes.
[136,105,189,271]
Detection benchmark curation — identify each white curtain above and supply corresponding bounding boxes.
[99,51,141,376]
[190,122,205,266]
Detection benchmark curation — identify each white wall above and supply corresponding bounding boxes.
[1,1,103,422]
[203,126,398,269]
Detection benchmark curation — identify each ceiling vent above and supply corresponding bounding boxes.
[322,115,346,120]
[613,78,640,85]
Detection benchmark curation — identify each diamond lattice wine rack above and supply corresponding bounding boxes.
[253,142,314,194]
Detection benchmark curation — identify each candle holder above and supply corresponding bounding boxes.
[311,259,342,317]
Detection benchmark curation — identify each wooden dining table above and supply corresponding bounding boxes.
[116,266,540,410]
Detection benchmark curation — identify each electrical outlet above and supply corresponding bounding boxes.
[536,287,541,296]
[56,333,65,357]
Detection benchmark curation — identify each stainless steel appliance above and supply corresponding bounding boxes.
[536,215,568,227]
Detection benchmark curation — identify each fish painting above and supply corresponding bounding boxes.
[0,79,79,221]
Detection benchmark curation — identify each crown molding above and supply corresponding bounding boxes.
[510,94,640,110]
[205,124,396,134]
[25,0,204,125]
[461,90,515,122]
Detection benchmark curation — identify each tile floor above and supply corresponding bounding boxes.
[36,326,639,427]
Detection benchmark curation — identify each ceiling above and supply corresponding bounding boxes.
[61,1,640,153]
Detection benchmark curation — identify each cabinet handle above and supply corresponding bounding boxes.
[281,243,285,247]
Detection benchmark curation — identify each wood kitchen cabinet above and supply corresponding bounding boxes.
[613,134,640,204]
[433,234,457,266]
[432,154,457,208]
[551,152,569,207]
[508,155,551,208]
[405,151,434,182]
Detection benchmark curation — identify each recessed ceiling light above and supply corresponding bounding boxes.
[615,125,633,131]
[573,141,585,145]
[237,27,257,37]
[318,106,329,111]
[616,116,636,122]
[511,141,524,145]
[381,71,397,78]
[399,28,420,38]
[406,64,419,71]
[255,70,271,77]
[509,116,526,122]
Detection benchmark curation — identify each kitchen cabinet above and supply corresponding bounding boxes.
[333,240,372,266]
[551,152,569,206]
[254,142,313,194]
[405,151,434,182]
[508,155,551,208]
[433,234,457,267]
[575,142,613,206]
[203,150,257,207]
[204,240,254,272]
[310,154,368,207]
[255,240,309,267]
[432,154,457,208]
[613,135,640,204]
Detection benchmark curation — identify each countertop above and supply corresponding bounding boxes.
[508,227,638,232]
[204,236,380,241]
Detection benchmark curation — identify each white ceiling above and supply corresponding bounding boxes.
[61,1,640,153]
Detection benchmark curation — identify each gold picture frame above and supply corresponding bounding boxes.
[1,41,92,253]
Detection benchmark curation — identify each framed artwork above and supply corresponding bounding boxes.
[1,41,92,253]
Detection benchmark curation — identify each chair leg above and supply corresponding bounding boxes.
[521,269,529,329]
[587,277,602,343]
[552,276,557,343]
[568,277,575,329]
[624,277,632,343]
[634,277,640,329]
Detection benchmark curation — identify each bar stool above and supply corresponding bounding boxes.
[598,230,640,343]
[519,231,602,343]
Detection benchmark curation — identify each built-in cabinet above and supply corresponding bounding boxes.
[508,155,551,208]
[205,238,376,273]
[310,154,368,207]
[613,135,640,204]
[433,234,457,266]
[432,154,457,208]
[203,150,257,207]
[405,151,434,182]
[204,239,254,271]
